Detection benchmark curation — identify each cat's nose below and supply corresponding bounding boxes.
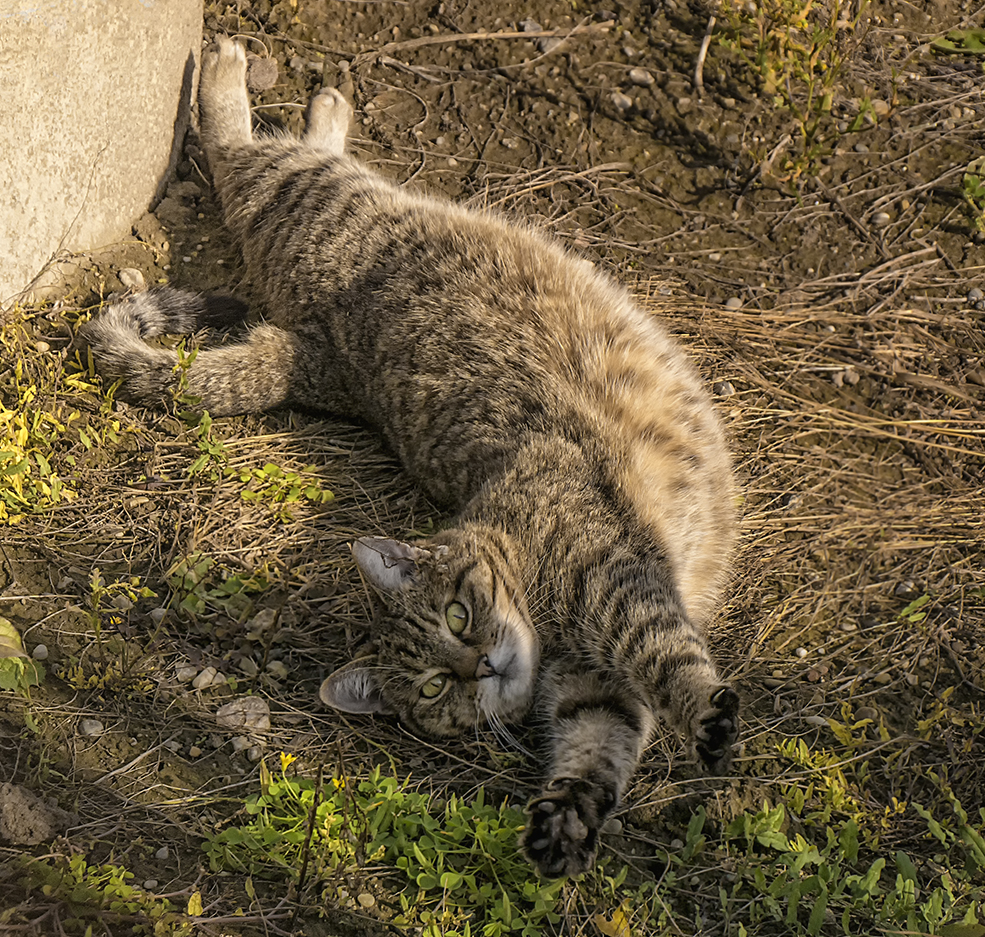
[475,654,498,679]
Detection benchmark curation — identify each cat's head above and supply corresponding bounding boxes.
[319,528,540,737]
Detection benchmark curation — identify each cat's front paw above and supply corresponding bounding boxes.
[521,777,615,878]
[694,685,739,773]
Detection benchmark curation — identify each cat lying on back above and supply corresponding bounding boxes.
[81,37,741,877]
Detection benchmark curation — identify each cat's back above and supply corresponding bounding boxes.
[219,146,734,619]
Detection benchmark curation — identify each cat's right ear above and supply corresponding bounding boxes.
[352,537,429,593]
[319,657,393,714]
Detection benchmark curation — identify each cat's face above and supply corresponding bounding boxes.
[320,528,540,736]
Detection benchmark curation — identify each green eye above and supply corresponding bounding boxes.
[445,601,469,634]
[421,673,448,699]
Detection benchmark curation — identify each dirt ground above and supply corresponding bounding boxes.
[1,0,984,934]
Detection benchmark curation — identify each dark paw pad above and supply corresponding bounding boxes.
[520,777,615,878]
[694,685,740,773]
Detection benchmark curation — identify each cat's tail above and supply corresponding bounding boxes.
[78,287,298,416]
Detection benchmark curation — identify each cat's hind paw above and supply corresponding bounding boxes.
[694,685,739,773]
[520,777,615,878]
[201,36,247,92]
[305,87,352,154]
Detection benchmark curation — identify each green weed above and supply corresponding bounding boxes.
[0,616,45,698]
[961,157,985,235]
[15,854,192,936]
[166,551,270,622]
[718,0,871,179]
[180,408,333,521]
[723,797,985,936]
[205,757,567,936]
[1,338,79,523]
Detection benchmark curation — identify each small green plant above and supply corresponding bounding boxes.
[961,157,985,235]
[205,757,566,936]
[718,0,871,178]
[17,854,191,936]
[181,409,333,520]
[166,551,270,621]
[0,617,45,697]
[723,799,985,936]
[1,356,79,524]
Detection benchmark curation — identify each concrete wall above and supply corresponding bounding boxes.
[0,0,203,307]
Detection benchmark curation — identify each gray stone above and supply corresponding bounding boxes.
[79,718,104,737]
[118,268,146,292]
[0,0,202,307]
[216,697,271,733]
[0,783,77,845]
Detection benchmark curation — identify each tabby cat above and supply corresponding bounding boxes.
[81,37,740,877]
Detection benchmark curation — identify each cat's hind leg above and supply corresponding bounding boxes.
[304,87,352,155]
[199,37,252,152]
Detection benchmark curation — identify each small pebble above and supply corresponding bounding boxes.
[724,296,742,309]
[708,252,722,262]
[149,607,167,626]
[155,846,169,860]
[873,672,893,685]
[216,697,271,732]
[855,706,878,721]
[32,644,49,661]
[839,621,858,633]
[164,739,181,753]
[670,838,684,850]
[143,879,159,890]
[905,673,919,686]
[35,340,51,353]
[806,669,821,683]
[176,665,198,683]
[247,745,264,762]
[628,67,654,87]
[601,816,623,834]
[895,580,920,598]
[357,893,376,909]
[713,380,735,397]
[80,718,104,737]
[870,99,890,117]
[854,143,869,154]
[805,714,827,727]
[118,268,146,292]
[188,746,202,758]
[794,647,808,659]
[182,256,192,264]
[192,666,219,690]
[447,157,458,168]
[610,91,634,111]
[230,735,252,753]
[771,669,784,679]
[968,287,984,302]
[871,212,891,227]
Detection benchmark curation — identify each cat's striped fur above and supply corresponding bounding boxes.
[80,38,740,877]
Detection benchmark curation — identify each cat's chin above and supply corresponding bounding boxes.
[476,614,540,723]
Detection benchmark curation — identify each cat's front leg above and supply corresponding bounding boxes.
[520,669,652,877]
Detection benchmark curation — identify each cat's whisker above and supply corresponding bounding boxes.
[486,710,534,758]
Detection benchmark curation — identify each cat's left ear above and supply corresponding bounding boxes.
[352,537,430,593]
[319,657,393,714]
